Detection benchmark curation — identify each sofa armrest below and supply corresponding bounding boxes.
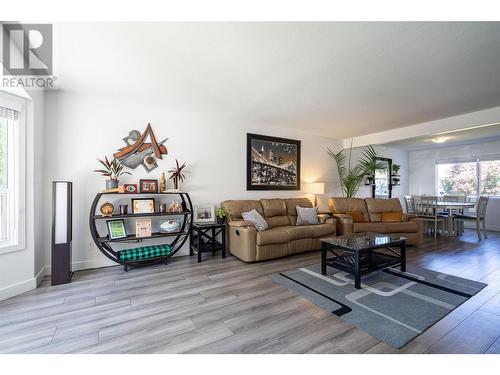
[228,220,256,228]
[318,213,331,224]
[407,216,424,244]
[226,222,258,262]
[325,217,338,227]
[402,213,418,222]
[332,214,354,235]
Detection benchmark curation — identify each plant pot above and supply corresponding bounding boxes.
[216,216,226,224]
[106,179,119,189]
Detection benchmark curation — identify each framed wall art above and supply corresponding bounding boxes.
[247,133,301,190]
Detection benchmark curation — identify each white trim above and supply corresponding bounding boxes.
[0,93,26,254]
[35,265,49,286]
[0,277,36,302]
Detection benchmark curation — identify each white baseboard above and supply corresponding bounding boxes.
[35,265,49,286]
[0,277,36,302]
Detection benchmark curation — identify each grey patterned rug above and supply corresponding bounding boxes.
[272,264,487,348]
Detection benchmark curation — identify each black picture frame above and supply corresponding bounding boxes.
[247,133,301,190]
[131,198,156,214]
[106,219,127,240]
[139,179,158,193]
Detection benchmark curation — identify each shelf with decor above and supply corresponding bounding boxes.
[92,211,191,220]
[89,191,193,271]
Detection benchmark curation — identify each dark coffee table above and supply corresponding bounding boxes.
[320,232,406,289]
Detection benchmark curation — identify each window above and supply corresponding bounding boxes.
[436,157,500,197]
[0,94,25,253]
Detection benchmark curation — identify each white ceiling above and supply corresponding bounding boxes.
[54,22,500,139]
[382,122,500,150]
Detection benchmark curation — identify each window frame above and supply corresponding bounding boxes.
[0,92,26,254]
[435,154,500,199]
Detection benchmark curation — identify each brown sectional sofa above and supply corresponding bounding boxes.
[221,198,337,262]
[328,197,423,245]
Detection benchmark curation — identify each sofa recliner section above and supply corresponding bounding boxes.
[221,197,337,262]
[328,197,423,245]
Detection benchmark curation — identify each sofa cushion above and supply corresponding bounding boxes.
[296,206,319,225]
[381,212,404,222]
[365,198,403,222]
[242,209,268,231]
[329,197,369,222]
[260,198,290,228]
[285,197,312,225]
[256,228,290,245]
[346,211,366,223]
[221,200,264,221]
[354,222,388,233]
[309,223,336,238]
[280,226,314,241]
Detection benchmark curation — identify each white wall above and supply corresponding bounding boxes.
[409,140,500,231]
[43,91,342,272]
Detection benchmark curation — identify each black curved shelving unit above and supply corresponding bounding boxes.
[89,191,193,270]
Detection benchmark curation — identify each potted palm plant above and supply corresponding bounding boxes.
[327,141,386,198]
[94,157,131,189]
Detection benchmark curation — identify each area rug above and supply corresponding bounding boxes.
[272,264,487,348]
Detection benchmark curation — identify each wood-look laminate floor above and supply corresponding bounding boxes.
[1,231,500,354]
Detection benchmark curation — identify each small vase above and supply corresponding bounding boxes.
[173,177,179,191]
[106,179,119,189]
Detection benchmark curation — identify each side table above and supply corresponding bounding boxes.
[190,222,226,263]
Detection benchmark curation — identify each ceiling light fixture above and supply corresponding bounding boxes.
[431,137,450,144]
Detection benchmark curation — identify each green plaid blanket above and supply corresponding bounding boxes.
[117,244,172,262]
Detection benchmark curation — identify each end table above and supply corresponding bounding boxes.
[190,222,226,263]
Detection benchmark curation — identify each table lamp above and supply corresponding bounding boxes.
[306,182,325,207]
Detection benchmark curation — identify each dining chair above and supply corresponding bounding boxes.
[415,196,446,238]
[453,196,489,240]
[404,195,416,214]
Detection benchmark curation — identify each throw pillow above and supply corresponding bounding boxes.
[381,212,404,222]
[346,211,366,223]
[241,209,269,231]
[296,206,319,225]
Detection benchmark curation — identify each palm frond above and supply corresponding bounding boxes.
[327,143,381,198]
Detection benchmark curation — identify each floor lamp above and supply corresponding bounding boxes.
[306,182,325,207]
[51,181,73,285]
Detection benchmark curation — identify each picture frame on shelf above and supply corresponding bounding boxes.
[194,204,215,223]
[124,183,138,193]
[106,219,127,240]
[135,218,152,238]
[132,198,156,214]
[139,179,158,193]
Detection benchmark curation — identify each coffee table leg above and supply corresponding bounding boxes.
[321,243,327,275]
[400,241,406,272]
[354,251,361,289]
